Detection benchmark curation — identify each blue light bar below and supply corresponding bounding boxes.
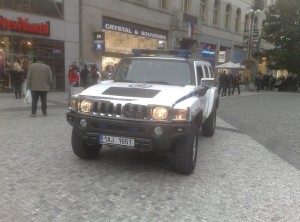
[132,49,191,58]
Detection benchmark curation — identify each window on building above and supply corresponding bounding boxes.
[213,0,220,25]
[182,0,190,13]
[244,14,250,31]
[159,0,168,9]
[225,4,231,29]
[200,0,207,22]
[235,8,241,32]
[0,0,64,19]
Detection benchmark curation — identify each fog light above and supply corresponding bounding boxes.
[79,119,87,128]
[154,126,163,136]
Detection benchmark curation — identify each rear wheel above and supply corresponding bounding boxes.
[202,108,216,137]
[71,129,102,159]
[174,123,198,174]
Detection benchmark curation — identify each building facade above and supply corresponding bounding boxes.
[80,0,269,73]
[1,0,272,92]
[0,0,80,92]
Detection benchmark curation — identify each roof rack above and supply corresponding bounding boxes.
[132,49,191,59]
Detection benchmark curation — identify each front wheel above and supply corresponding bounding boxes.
[173,123,198,175]
[202,108,216,137]
[71,129,102,159]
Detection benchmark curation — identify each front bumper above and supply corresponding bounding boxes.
[66,112,193,152]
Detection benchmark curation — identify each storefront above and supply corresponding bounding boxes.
[100,17,168,71]
[0,15,65,92]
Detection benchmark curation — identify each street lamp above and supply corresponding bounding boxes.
[245,8,261,86]
[247,8,261,59]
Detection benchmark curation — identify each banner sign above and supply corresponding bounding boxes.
[218,51,226,63]
[0,16,50,36]
[102,18,167,40]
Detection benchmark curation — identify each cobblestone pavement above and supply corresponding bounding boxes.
[218,89,300,170]
[1,92,300,221]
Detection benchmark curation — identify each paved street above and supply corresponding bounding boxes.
[1,91,300,221]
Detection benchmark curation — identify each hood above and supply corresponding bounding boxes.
[79,81,196,106]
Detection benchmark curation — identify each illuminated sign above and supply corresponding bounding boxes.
[103,19,167,40]
[93,32,105,51]
[0,16,50,36]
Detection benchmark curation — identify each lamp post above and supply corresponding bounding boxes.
[246,8,261,89]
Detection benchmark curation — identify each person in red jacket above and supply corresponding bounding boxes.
[68,65,79,96]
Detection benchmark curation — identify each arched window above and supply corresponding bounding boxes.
[213,0,220,25]
[225,4,231,29]
[235,8,241,32]
[244,14,250,31]
[200,0,207,22]
[159,0,168,9]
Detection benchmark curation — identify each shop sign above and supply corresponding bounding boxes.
[93,31,105,51]
[0,16,50,36]
[103,20,167,40]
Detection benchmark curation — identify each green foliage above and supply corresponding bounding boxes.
[262,0,300,74]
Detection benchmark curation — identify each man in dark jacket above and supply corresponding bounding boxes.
[26,58,52,117]
[80,64,89,89]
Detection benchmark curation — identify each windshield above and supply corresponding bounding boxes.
[113,58,191,86]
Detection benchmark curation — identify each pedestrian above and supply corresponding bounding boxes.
[72,61,80,72]
[11,60,24,99]
[68,65,79,96]
[232,73,241,95]
[26,57,52,117]
[255,73,262,92]
[87,64,100,86]
[80,64,89,89]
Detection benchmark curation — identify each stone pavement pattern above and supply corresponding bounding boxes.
[1,92,300,221]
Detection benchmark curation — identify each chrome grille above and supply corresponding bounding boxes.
[93,101,147,119]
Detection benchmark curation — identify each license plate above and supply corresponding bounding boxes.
[99,134,135,147]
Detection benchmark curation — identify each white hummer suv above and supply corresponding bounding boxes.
[67,50,219,174]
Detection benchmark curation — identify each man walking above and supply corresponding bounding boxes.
[26,58,52,117]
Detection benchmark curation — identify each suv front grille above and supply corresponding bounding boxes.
[93,101,147,120]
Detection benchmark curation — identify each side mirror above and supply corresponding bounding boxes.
[201,78,215,87]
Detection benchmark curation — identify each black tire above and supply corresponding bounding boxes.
[174,123,198,174]
[71,129,102,159]
[202,108,216,137]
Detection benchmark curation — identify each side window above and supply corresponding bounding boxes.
[196,66,204,85]
[204,65,209,78]
[209,66,214,78]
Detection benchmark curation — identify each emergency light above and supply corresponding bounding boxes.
[132,49,191,58]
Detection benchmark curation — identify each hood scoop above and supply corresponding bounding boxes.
[102,87,160,98]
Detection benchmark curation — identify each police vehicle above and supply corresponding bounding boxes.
[67,49,219,174]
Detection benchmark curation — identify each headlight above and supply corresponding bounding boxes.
[80,100,93,113]
[68,98,77,111]
[171,108,189,121]
[151,106,168,120]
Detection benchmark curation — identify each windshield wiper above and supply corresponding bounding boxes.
[145,81,170,85]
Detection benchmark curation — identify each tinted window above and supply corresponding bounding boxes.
[114,59,191,86]
[204,65,209,78]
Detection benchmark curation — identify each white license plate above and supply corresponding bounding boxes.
[99,135,135,147]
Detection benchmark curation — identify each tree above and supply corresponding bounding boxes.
[262,0,300,74]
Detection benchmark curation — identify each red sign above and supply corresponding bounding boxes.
[0,16,50,36]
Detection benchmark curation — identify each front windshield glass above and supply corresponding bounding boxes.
[113,58,191,86]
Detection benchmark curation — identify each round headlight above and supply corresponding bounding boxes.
[80,100,92,113]
[79,119,87,128]
[152,107,168,120]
